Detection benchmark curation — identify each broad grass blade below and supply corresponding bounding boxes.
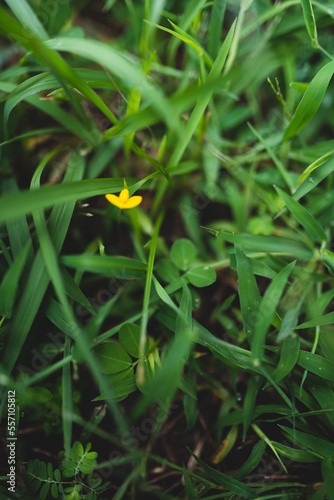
[0,243,30,318]
[275,186,326,243]
[280,425,334,460]
[293,155,334,202]
[189,451,257,499]
[235,246,260,342]
[297,351,334,382]
[210,229,313,261]
[251,261,295,363]
[296,311,334,329]
[271,334,300,383]
[236,440,266,479]
[283,61,334,142]
[5,0,48,40]
[0,178,127,223]
[1,154,85,376]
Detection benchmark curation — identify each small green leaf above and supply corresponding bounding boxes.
[93,368,136,402]
[155,258,180,283]
[119,323,148,358]
[51,483,59,498]
[186,265,216,287]
[40,461,47,480]
[94,341,132,374]
[170,238,196,271]
[54,469,61,481]
[40,483,50,500]
[72,441,84,458]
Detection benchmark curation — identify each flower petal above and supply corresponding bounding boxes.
[119,189,129,203]
[105,194,123,208]
[124,196,142,209]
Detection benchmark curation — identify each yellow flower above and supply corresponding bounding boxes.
[105,188,142,209]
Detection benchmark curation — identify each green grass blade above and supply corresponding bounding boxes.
[194,320,263,373]
[0,7,117,127]
[4,73,59,126]
[283,61,334,142]
[26,94,101,145]
[308,378,334,430]
[297,351,334,382]
[133,324,194,421]
[235,246,260,343]
[297,149,334,185]
[292,155,334,202]
[236,440,266,479]
[189,451,257,499]
[139,210,164,365]
[60,268,96,316]
[1,153,84,379]
[208,0,227,58]
[322,459,334,499]
[43,37,180,132]
[62,336,72,456]
[61,255,147,279]
[167,19,236,168]
[271,334,300,384]
[146,20,212,69]
[275,186,326,244]
[0,127,65,148]
[0,178,132,223]
[248,123,294,191]
[251,261,296,364]
[271,441,320,462]
[243,374,263,440]
[25,356,73,388]
[296,311,334,329]
[152,276,180,316]
[0,243,30,318]
[209,229,313,261]
[280,425,334,460]
[300,0,318,47]
[4,0,48,40]
[4,70,117,128]
[4,178,33,261]
[230,252,277,279]
[167,0,207,63]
